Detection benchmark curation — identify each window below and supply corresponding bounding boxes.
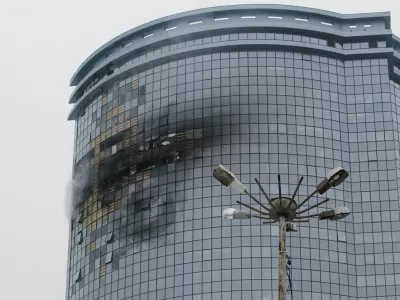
[165,26,177,31]
[73,270,81,282]
[268,16,282,19]
[241,16,256,19]
[100,266,106,277]
[295,18,308,22]
[105,252,113,264]
[138,85,146,97]
[369,40,378,48]
[321,21,333,26]
[378,41,387,48]
[135,199,150,212]
[76,231,83,245]
[105,232,114,243]
[337,231,347,242]
[76,213,83,224]
[90,241,96,252]
[143,33,153,39]
[189,21,202,25]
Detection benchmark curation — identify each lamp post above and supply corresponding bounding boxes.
[213,165,350,300]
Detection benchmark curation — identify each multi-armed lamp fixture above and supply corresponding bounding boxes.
[213,165,350,300]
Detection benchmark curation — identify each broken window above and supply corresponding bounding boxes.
[134,198,150,212]
[76,231,83,245]
[73,270,81,282]
[111,145,117,155]
[76,213,83,225]
[105,252,113,264]
[105,232,114,243]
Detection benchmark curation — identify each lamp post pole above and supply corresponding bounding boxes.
[278,216,287,300]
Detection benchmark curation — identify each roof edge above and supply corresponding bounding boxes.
[70,4,390,85]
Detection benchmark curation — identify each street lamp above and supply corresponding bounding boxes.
[316,166,349,194]
[213,165,351,300]
[319,207,350,220]
[222,208,250,219]
[213,164,247,193]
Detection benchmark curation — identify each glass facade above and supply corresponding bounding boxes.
[67,5,400,300]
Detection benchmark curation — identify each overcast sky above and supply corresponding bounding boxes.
[0,0,399,299]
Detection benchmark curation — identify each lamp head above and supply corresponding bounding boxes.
[286,222,298,232]
[213,165,247,193]
[326,167,349,187]
[316,167,349,194]
[213,165,235,187]
[319,207,350,221]
[222,208,250,220]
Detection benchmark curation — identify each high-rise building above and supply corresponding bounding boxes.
[66,5,400,300]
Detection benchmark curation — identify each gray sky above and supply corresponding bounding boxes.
[0,0,398,299]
